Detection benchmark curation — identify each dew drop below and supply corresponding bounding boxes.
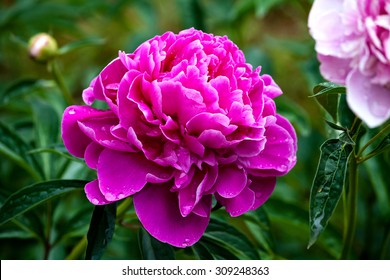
[255,192,262,198]
[68,109,76,115]
[117,193,125,199]
[181,238,191,247]
[91,198,100,204]
[104,192,116,201]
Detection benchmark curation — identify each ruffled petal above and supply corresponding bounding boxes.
[240,122,296,177]
[61,106,113,158]
[216,186,255,217]
[214,165,247,198]
[84,142,104,169]
[134,183,210,248]
[248,176,276,210]
[97,149,173,202]
[78,114,136,152]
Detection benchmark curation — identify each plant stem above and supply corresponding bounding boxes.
[357,123,390,160]
[66,236,87,260]
[340,154,358,259]
[49,60,74,105]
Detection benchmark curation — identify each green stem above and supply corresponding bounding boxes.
[48,60,73,105]
[340,155,358,259]
[356,123,390,159]
[66,236,87,260]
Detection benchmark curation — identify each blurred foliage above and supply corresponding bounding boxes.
[0,0,389,260]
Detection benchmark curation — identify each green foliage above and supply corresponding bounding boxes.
[0,180,87,225]
[308,139,353,248]
[85,203,117,260]
[138,228,175,260]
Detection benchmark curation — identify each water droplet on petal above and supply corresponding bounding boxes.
[91,198,100,204]
[104,192,116,201]
[181,238,191,247]
[255,192,262,198]
[68,109,76,115]
[117,193,125,199]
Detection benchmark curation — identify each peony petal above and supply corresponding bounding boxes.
[85,180,111,205]
[97,149,173,201]
[216,187,255,217]
[346,70,390,128]
[186,112,236,136]
[84,142,104,169]
[308,0,344,31]
[317,54,351,85]
[248,176,276,210]
[134,183,210,248]
[240,122,296,177]
[61,106,113,158]
[178,166,218,217]
[78,115,137,152]
[214,165,247,198]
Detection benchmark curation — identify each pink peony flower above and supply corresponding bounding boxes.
[61,28,297,247]
[309,0,390,128]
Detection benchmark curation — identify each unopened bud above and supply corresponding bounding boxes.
[28,33,58,62]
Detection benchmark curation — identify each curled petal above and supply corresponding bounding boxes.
[84,142,104,169]
[214,165,247,198]
[78,115,136,152]
[85,180,111,205]
[248,176,276,210]
[97,149,173,202]
[61,106,113,158]
[134,183,210,248]
[216,186,255,217]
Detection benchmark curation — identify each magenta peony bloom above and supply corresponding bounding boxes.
[61,28,297,247]
[309,0,390,128]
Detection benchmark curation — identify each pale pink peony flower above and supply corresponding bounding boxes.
[309,0,390,128]
[61,28,297,247]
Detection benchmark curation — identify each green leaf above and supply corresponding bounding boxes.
[312,82,346,122]
[138,227,175,260]
[192,241,216,260]
[31,98,60,179]
[177,0,205,30]
[0,180,87,225]
[196,239,238,260]
[325,120,347,132]
[85,203,117,260]
[58,37,105,55]
[338,94,356,129]
[244,207,274,255]
[202,218,259,260]
[312,82,346,97]
[308,139,353,248]
[0,121,44,180]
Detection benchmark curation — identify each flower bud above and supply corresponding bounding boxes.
[28,33,58,63]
